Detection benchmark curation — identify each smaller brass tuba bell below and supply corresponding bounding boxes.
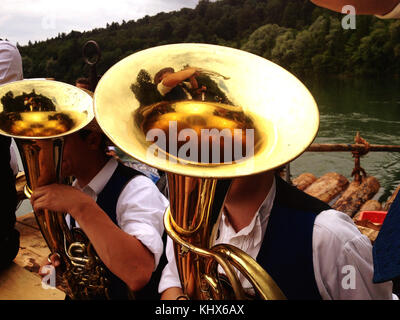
[0,79,110,299]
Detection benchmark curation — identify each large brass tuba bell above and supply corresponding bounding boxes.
[0,79,110,299]
[93,44,319,299]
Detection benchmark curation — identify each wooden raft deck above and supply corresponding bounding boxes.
[0,212,65,300]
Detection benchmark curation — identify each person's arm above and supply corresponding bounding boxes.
[161,287,185,300]
[161,67,199,88]
[311,0,399,15]
[116,175,167,271]
[313,209,395,300]
[30,184,155,291]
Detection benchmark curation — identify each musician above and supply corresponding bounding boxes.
[32,119,168,299]
[311,0,400,296]
[75,77,90,90]
[159,170,397,299]
[154,67,206,101]
[0,40,23,269]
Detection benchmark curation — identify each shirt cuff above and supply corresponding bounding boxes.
[376,3,400,19]
[157,82,172,96]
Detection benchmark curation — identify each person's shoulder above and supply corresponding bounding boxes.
[0,41,20,56]
[128,174,159,189]
[314,209,367,246]
[0,40,17,50]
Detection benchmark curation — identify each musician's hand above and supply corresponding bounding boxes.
[30,184,95,219]
[39,253,60,277]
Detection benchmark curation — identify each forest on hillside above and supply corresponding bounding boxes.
[16,0,400,84]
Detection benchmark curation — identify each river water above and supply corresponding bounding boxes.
[291,77,400,204]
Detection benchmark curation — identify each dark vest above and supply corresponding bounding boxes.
[256,175,331,300]
[0,136,19,269]
[71,162,167,300]
[164,84,190,101]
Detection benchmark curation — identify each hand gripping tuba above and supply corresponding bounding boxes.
[93,44,320,299]
[0,80,111,299]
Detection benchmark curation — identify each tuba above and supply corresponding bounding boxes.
[0,80,110,299]
[93,44,319,299]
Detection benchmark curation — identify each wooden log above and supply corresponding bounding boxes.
[303,172,349,203]
[383,184,400,211]
[353,200,382,221]
[360,199,383,211]
[292,173,317,191]
[332,176,380,217]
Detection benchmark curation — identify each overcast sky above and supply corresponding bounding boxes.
[0,0,199,46]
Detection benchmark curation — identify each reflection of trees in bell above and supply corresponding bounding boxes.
[192,73,233,105]
[1,90,56,112]
[130,69,163,107]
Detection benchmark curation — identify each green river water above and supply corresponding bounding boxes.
[292,77,400,203]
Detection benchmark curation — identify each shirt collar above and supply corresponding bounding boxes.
[219,175,276,246]
[72,158,118,196]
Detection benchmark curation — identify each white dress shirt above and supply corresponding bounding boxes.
[66,158,169,269]
[0,40,23,85]
[159,177,396,299]
[157,81,193,98]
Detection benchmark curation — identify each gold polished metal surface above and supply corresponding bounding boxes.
[94,43,319,300]
[0,80,112,299]
[0,79,93,139]
[94,43,319,178]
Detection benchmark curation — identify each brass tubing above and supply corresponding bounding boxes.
[164,208,247,299]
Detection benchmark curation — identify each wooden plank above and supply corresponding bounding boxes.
[0,263,65,300]
[16,211,39,229]
[14,212,68,294]
[15,213,50,266]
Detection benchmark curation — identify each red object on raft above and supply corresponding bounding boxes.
[358,211,388,225]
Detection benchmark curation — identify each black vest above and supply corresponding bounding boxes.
[0,136,19,269]
[212,175,330,300]
[256,175,331,300]
[164,84,190,101]
[71,162,167,300]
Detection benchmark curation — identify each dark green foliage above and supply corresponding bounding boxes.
[17,0,400,84]
[1,90,56,113]
[130,69,163,107]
